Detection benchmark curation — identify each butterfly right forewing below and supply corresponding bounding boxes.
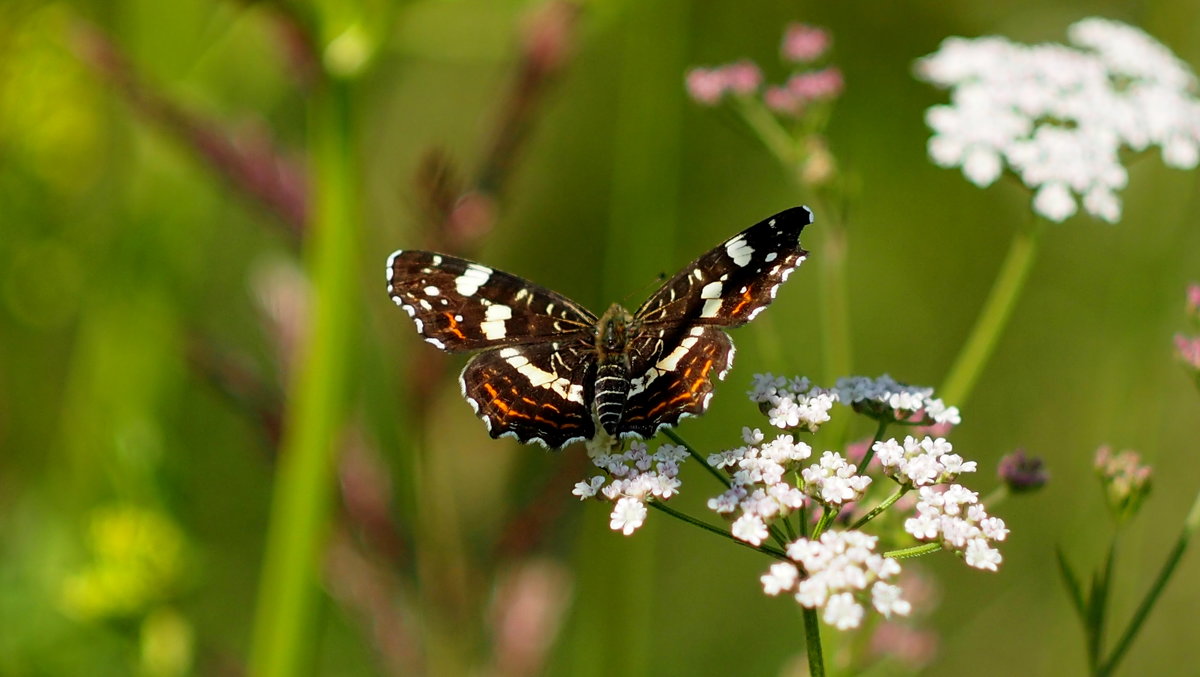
[634,206,812,328]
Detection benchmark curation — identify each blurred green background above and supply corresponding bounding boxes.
[2,0,1199,675]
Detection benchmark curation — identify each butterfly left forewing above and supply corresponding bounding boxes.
[387,250,596,352]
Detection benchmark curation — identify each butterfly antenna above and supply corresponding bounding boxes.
[622,271,669,306]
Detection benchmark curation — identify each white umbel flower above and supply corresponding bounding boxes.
[834,374,960,426]
[904,485,1009,570]
[764,530,909,630]
[576,441,689,536]
[918,17,1200,223]
[872,436,977,487]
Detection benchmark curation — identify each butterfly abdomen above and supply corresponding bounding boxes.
[594,360,630,436]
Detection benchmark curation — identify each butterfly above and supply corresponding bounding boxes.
[386,206,812,448]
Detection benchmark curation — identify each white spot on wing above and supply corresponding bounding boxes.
[656,336,699,372]
[485,305,512,321]
[426,337,445,349]
[455,264,492,296]
[424,285,440,296]
[480,304,513,340]
[765,252,778,263]
[700,298,722,318]
[725,235,755,267]
[700,281,723,299]
[385,250,401,282]
[502,349,584,404]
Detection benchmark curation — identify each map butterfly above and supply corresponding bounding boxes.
[386,206,812,448]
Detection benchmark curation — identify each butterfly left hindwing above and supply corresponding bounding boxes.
[386,206,812,447]
[459,340,596,447]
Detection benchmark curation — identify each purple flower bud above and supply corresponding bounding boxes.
[996,449,1048,493]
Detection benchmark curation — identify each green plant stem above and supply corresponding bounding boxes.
[734,96,798,168]
[802,606,826,677]
[981,485,1010,509]
[1098,488,1200,676]
[249,77,357,677]
[665,429,729,488]
[884,543,942,559]
[647,502,788,560]
[940,217,1045,407]
[856,419,890,472]
[665,429,790,547]
[817,208,852,388]
[811,506,835,539]
[851,485,910,530]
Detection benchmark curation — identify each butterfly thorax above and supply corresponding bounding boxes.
[593,303,636,436]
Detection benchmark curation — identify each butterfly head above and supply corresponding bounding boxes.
[596,303,635,357]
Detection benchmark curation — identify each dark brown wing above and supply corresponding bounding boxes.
[387,250,596,352]
[619,326,735,438]
[634,206,811,328]
[460,340,596,448]
[616,207,811,438]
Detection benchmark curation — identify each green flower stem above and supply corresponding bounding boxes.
[734,96,798,168]
[856,419,890,473]
[816,209,852,386]
[249,77,358,677]
[664,429,790,548]
[982,484,1010,509]
[811,506,835,540]
[802,606,826,677]
[665,429,729,488]
[940,217,1045,407]
[851,485,911,530]
[647,502,788,560]
[884,543,943,559]
[1097,488,1200,677]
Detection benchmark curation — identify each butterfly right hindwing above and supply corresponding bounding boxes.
[620,325,736,438]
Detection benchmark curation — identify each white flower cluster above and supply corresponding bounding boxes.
[572,441,689,535]
[917,17,1200,223]
[707,428,811,546]
[747,374,839,432]
[904,485,1009,571]
[800,451,872,506]
[872,436,978,487]
[834,375,961,426]
[761,530,911,630]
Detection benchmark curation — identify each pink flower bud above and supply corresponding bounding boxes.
[782,23,831,63]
